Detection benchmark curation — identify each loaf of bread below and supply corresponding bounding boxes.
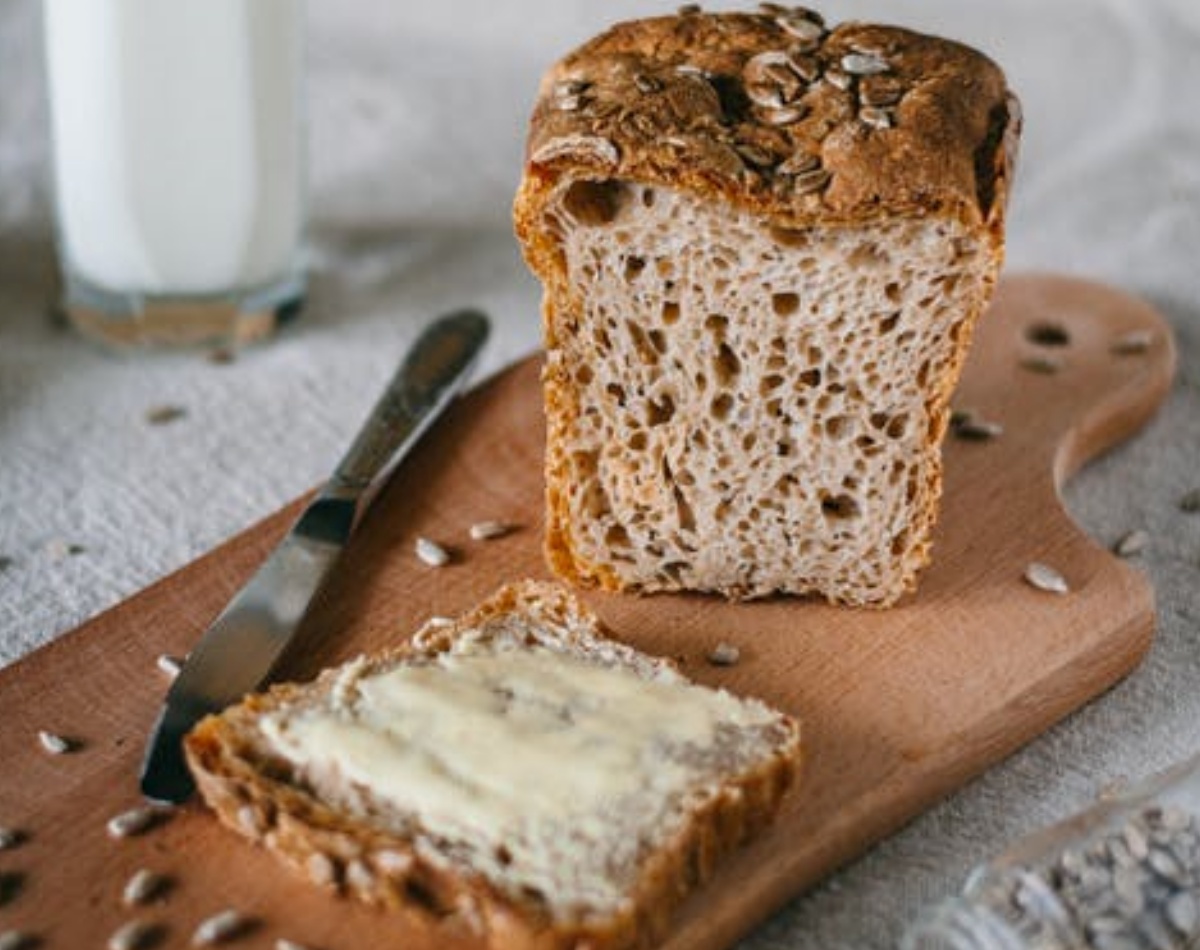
[185,581,801,950]
[513,6,1020,606]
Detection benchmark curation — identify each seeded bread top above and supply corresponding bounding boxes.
[518,6,1019,237]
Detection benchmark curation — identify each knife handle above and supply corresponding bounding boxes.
[328,309,491,498]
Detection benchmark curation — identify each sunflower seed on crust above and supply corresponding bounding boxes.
[842,52,889,75]
[775,10,824,46]
[38,730,72,755]
[1024,562,1070,594]
[107,805,171,839]
[707,642,741,666]
[415,537,451,567]
[192,909,253,946]
[1114,529,1149,558]
[531,135,619,168]
[123,869,167,906]
[1111,330,1154,355]
[859,106,893,130]
[108,920,157,950]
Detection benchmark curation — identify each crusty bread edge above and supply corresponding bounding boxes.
[185,581,802,950]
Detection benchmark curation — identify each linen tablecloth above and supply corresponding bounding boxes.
[2,0,1198,945]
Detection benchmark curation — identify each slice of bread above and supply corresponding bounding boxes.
[513,8,1021,606]
[185,581,801,950]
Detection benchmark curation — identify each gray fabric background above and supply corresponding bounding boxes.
[1,0,1198,946]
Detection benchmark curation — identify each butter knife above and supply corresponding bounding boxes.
[140,308,490,803]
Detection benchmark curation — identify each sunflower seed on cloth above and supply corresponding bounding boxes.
[1114,529,1150,558]
[123,869,168,906]
[1024,562,1069,594]
[37,730,73,754]
[145,405,187,426]
[107,805,172,839]
[1180,489,1200,513]
[108,920,159,950]
[0,931,36,950]
[44,539,85,562]
[707,642,741,666]
[192,909,254,945]
[469,521,512,541]
[415,537,451,567]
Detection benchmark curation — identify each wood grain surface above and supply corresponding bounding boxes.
[0,274,1176,949]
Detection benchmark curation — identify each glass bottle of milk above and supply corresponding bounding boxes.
[43,0,305,348]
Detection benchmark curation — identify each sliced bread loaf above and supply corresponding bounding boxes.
[185,580,801,950]
[513,7,1020,606]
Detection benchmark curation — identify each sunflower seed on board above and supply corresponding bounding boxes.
[123,869,167,906]
[1024,561,1070,595]
[0,931,35,950]
[469,521,512,542]
[0,872,24,908]
[107,805,171,839]
[156,654,184,678]
[108,920,157,950]
[1114,529,1150,558]
[276,940,315,950]
[954,419,1004,442]
[37,730,72,755]
[415,537,451,567]
[1111,330,1154,355]
[707,642,741,667]
[0,828,22,851]
[1020,354,1063,374]
[192,909,253,946]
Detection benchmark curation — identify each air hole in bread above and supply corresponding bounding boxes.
[625,256,646,280]
[798,368,822,388]
[772,292,800,316]
[714,343,741,384]
[821,493,860,520]
[605,524,632,548]
[647,394,676,426]
[825,415,853,440]
[662,301,681,324]
[641,187,656,208]
[562,179,626,226]
[878,312,900,334]
[768,225,810,248]
[1026,321,1070,347]
[710,393,734,421]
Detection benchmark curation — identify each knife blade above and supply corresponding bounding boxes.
[140,308,490,803]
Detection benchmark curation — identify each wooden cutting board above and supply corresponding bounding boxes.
[0,274,1176,950]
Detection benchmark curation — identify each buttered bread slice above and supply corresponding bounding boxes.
[185,581,801,950]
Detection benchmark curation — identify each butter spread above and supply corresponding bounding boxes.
[259,643,776,911]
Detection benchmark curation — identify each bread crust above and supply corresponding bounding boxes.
[513,8,1020,606]
[185,581,801,949]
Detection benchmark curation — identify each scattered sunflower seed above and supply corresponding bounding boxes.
[1179,489,1200,513]
[841,52,889,75]
[677,2,701,13]
[37,730,73,755]
[0,555,12,572]
[949,407,975,428]
[707,642,741,667]
[108,920,158,950]
[192,909,253,946]
[469,521,512,542]
[1167,891,1199,936]
[123,868,168,906]
[275,941,314,950]
[0,930,35,950]
[0,828,22,851]
[954,419,1004,442]
[415,537,451,567]
[206,347,236,365]
[107,805,171,839]
[1114,529,1150,558]
[156,654,184,679]
[44,539,85,562]
[1024,561,1070,595]
[145,405,187,426]
[1020,354,1063,374]
[859,105,893,130]
[1111,330,1154,355]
